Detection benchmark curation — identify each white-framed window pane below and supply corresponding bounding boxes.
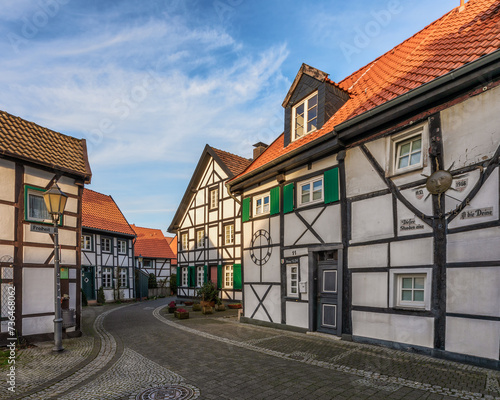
[263,196,269,213]
[210,188,218,209]
[119,268,127,287]
[102,268,112,288]
[118,240,126,254]
[182,268,188,286]
[196,230,204,248]
[399,275,426,306]
[81,235,91,250]
[28,193,50,221]
[287,264,299,298]
[225,225,234,245]
[397,136,422,170]
[182,234,188,251]
[301,183,310,204]
[312,180,322,200]
[224,265,233,288]
[197,266,204,287]
[102,238,111,252]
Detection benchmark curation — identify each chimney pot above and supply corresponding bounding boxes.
[253,142,268,160]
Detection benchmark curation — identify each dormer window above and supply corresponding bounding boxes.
[293,92,318,141]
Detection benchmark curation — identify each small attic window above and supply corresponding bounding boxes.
[292,91,318,141]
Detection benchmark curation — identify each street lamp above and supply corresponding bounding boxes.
[43,183,68,352]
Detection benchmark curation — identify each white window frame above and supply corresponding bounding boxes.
[101,238,112,253]
[254,194,270,216]
[298,176,324,207]
[102,267,112,288]
[118,240,127,254]
[389,268,432,310]
[119,268,128,288]
[224,265,233,289]
[26,188,51,223]
[81,235,92,251]
[389,124,427,176]
[286,263,299,298]
[196,229,205,248]
[181,233,189,251]
[196,266,204,287]
[224,224,234,245]
[181,267,188,287]
[292,91,318,141]
[209,187,219,210]
[142,259,151,269]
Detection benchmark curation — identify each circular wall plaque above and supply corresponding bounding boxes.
[250,229,272,266]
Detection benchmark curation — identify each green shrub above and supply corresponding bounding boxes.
[148,273,157,289]
[81,288,88,307]
[170,273,177,294]
[97,286,106,305]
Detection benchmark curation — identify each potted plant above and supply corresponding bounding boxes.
[192,302,201,311]
[215,297,225,311]
[174,308,189,319]
[197,281,218,307]
[184,300,194,306]
[168,301,177,313]
[227,303,242,309]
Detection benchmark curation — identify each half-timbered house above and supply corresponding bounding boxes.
[81,189,135,303]
[228,0,500,368]
[168,145,252,300]
[0,110,91,341]
[132,225,175,289]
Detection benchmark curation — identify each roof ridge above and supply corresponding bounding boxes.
[211,146,251,162]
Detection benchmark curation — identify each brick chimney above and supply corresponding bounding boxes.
[253,142,268,160]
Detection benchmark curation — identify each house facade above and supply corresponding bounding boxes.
[0,110,91,341]
[228,0,500,369]
[132,225,175,290]
[168,145,251,300]
[81,189,136,303]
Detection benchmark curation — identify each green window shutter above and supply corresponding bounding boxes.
[233,264,242,290]
[270,187,280,215]
[324,167,339,204]
[242,197,251,222]
[176,267,181,287]
[188,266,195,287]
[217,265,223,289]
[203,265,208,283]
[283,183,294,213]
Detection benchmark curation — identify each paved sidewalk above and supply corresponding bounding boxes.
[1,299,499,400]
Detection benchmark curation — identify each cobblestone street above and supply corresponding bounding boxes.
[2,298,499,400]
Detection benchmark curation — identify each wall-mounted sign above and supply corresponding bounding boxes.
[459,207,493,220]
[30,224,55,234]
[415,189,425,200]
[400,218,425,232]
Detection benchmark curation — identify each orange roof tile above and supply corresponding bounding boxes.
[82,189,135,236]
[132,225,177,260]
[212,147,252,176]
[0,110,91,182]
[236,0,500,178]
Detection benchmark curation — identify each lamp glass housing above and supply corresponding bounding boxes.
[43,185,68,215]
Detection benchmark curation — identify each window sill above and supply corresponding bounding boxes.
[387,164,425,179]
[393,306,428,311]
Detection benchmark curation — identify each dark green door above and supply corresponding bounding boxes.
[81,266,95,300]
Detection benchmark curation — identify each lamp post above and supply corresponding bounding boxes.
[43,184,68,352]
[138,255,143,301]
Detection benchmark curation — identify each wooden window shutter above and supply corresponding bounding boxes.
[203,265,208,283]
[217,265,223,289]
[242,198,251,222]
[283,183,294,213]
[270,187,280,215]
[176,267,181,287]
[188,266,196,287]
[324,167,339,204]
[233,264,242,290]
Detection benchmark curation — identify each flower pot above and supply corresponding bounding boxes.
[202,306,213,314]
[192,303,201,311]
[184,301,194,306]
[215,304,226,311]
[200,300,215,307]
[174,311,189,319]
[227,304,242,309]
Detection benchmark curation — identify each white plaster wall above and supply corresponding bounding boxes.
[0,159,15,202]
[208,210,217,223]
[23,315,53,335]
[65,197,78,214]
[0,204,15,241]
[0,245,14,260]
[302,205,341,244]
[195,207,204,225]
[261,253,281,283]
[24,167,52,187]
[23,268,54,314]
[69,282,76,309]
[214,162,228,181]
[24,246,52,264]
[69,268,77,279]
[243,222,253,248]
[59,229,77,247]
[448,168,498,229]
[57,176,79,196]
[286,301,309,329]
[82,252,96,266]
[446,317,499,360]
[208,226,217,248]
[223,199,234,219]
[441,85,500,170]
[447,227,500,263]
[391,237,433,267]
[349,243,388,268]
[104,289,114,302]
[364,136,386,169]
[243,251,260,282]
[247,284,280,323]
[24,225,53,245]
[447,267,500,317]
[284,213,303,246]
[346,147,387,197]
[61,249,76,265]
[352,311,434,348]
[351,272,388,308]
[351,195,394,243]
[399,187,433,216]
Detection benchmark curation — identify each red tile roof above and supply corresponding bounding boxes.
[132,225,176,260]
[236,0,500,178]
[212,147,252,176]
[0,110,91,182]
[82,189,135,236]
[166,236,178,265]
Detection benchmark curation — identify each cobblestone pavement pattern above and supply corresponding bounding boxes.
[1,298,499,400]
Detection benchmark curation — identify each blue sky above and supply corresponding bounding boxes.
[1,0,461,235]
